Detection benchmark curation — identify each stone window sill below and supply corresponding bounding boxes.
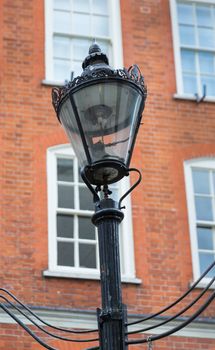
[43,270,142,285]
[174,93,215,103]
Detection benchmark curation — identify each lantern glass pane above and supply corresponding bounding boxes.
[59,97,88,167]
[72,81,143,168]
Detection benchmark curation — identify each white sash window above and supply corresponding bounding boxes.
[44,0,123,83]
[184,158,215,285]
[44,145,138,283]
[170,0,215,98]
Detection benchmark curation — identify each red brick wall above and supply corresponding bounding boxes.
[0,0,214,349]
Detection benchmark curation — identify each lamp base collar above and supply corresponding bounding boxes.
[83,160,128,186]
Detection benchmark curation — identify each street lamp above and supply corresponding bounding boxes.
[52,42,147,350]
[52,42,146,186]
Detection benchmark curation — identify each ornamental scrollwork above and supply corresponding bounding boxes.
[52,65,147,114]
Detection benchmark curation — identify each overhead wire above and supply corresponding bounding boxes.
[0,288,98,334]
[0,261,214,349]
[126,260,215,326]
[0,303,58,350]
[126,274,215,335]
[0,295,99,343]
[126,290,215,345]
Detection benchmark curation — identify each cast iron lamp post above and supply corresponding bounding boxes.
[52,42,147,350]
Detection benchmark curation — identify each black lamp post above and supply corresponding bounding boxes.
[52,43,147,350]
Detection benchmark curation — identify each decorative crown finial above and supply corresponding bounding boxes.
[88,40,101,55]
[82,42,109,69]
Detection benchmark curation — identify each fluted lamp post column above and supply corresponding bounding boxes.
[52,43,147,350]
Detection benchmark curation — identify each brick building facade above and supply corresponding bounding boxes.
[0,0,214,349]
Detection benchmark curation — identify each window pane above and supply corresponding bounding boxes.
[53,10,71,33]
[97,40,110,55]
[79,186,94,210]
[183,74,197,94]
[58,184,74,208]
[57,214,74,238]
[108,185,119,202]
[57,158,74,182]
[79,217,95,239]
[192,169,210,194]
[199,252,215,278]
[201,76,215,97]
[57,242,74,266]
[195,196,213,221]
[72,13,90,35]
[92,15,109,36]
[199,52,214,74]
[92,0,108,14]
[79,244,97,268]
[54,59,71,81]
[197,227,213,250]
[73,39,90,61]
[73,0,90,13]
[181,50,196,72]
[72,61,83,77]
[196,6,212,27]
[54,0,70,10]
[179,25,195,46]
[178,4,194,25]
[198,28,215,48]
[54,37,70,59]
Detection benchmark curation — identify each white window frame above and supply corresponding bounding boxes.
[169,0,215,102]
[184,157,215,287]
[44,144,140,283]
[44,0,123,85]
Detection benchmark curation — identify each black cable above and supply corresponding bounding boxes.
[0,288,98,334]
[0,295,99,343]
[0,303,57,350]
[127,260,215,326]
[126,290,215,345]
[127,274,215,335]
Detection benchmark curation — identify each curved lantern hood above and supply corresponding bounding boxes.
[52,43,147,186]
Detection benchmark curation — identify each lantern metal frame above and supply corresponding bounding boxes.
[52,65,147,115]
[52,44,147,186]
